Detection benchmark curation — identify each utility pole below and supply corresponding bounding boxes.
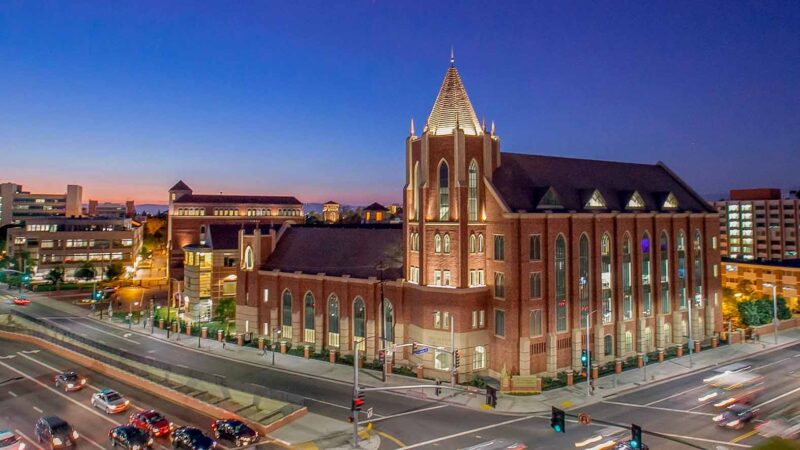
[764,283,779,345]
[687,293,693,368]
[450,318,456,387]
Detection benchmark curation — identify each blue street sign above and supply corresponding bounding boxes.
[414,347,429,355]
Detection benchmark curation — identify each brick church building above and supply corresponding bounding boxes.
[235,58,722,379]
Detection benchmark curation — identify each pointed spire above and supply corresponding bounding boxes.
[481,117,486,132]
[490,120,495,136]
[426,53,481,136]
[450,46,455,67]
[410,117,415,136]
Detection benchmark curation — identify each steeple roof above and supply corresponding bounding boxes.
[169,180,191,191]
[427,60,482,136]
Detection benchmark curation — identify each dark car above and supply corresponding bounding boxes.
[171,427,215,450]
[109,425,153,449]
[34,416,78,449]
[54,371,86,392]
[612,442,650,450]
[129,410,173,437]
[211,419,258,447]
[713,404,758,430]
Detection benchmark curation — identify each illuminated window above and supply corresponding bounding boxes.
[468,160,479,221]
[642,232,652,316]
[304,292,315,343]
[622,234,633,320]
[677,231,686,309]
[627,191,646,210]
[555,235,567,332]
[383,299,394,342]
[529,310,543,337]
[376,212,383,221]
[663,192,679,209]
[494,272,505,298]
[601,234,613,324]
[439,161,449,220]
[660,232,671,314]
[469,234,476,253]
[478,234,484,253]
[328,295,340,347]
[474,346,486,370]
[585,189,606,209]
[243,246,254,270]
[579,234,590,325]
[443,234,451,254]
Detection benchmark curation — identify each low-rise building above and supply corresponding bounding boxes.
[322,201,340,223]
[87,200,135,219]
[721,257,800,309]
[0,183,83,227]
[362,202,390,224]
[6,217,143,280]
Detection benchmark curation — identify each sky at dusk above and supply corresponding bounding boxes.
[1,1,798,205]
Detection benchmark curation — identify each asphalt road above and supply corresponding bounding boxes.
[0,339,280,450]
[3,289,799,449]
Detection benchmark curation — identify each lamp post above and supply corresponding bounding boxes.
[579,277,595,397]
[129,301,139,330]
[760,283,795,345]
[150,297,156,334]
[272,327,282,366]
[377,261,387,383]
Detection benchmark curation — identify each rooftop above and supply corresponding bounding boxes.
[174,194,302,205]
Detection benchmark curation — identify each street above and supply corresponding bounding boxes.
[3,289,799,449]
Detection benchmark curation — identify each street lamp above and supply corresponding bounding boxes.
[129,301,139,330]
[271,327,282,366]
[763,283,779,345]
[579,276,596,397]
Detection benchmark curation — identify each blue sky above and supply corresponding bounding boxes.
[1,1,798,204]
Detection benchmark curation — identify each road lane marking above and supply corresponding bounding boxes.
[15,428,45,450]
[731,429,758,443]
[365,404,448,424]
[687,401,712,411]
[33,406,43,413]
[753,385,800,408]
[76,430,106,450]
[601,401,715,416]
[400,415,537,449]
[0,359,122,427]
[376,429,407,447]
[644,384,706,406]
[45,318,141,344]
[655,431,752,448]
[304,397,385,417]
[8,391,17,397]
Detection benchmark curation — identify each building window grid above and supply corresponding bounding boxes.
[579,234,590,325]
[529,234,541,261]
[493,235,505,261]
[555,235,568,332]
[468,161,479,221]
[660,232,671,314]
[601,234,613,324]
[439,162,449,221]
[677,231,687,310]
[494,272,505,299]
[622,236,633,320]
[642,233,652,316]
[529,272,542,298]
[530,310,543,337]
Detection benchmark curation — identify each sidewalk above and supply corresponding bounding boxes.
[10,288,800,417]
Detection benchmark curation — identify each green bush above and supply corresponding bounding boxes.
[739,297,792,326]
[468,374,487,388]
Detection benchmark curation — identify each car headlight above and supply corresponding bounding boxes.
[72,431,79,439]
[52,437,62,446]
[713,414,724,422]
[67,383,74,388]
[81,379,86,385]
[124,400,130,405]
[19,442,26,450]
[148,438,154,445]
[727,420,740,427]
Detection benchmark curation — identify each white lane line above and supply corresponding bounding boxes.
[365,404,448,424]
[46,318,140,345]
[15,428,45,450]
[304,397,385,417]
[753,385,800,409]
[0,359,122,427]
[33,406,43,413]
[401,415,537,449]
[16,351,143,410]
[76,430,106,450]
[601,400,715,416]
[655,431,752,448]
[8,391,18,397]
[644,384,706,406]
[687,401,712,411]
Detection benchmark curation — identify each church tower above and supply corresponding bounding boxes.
[404,54,501,288]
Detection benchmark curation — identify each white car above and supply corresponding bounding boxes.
[91,389,130,414]
[0,430,26,450]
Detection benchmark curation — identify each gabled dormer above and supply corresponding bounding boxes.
[584,189,607,209]
[626,191,646,210]
[662,192,679,210]
[537,187,564,209]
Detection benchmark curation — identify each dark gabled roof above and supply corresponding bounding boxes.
[208,223,280,250]
[174,194,301,205]
[169,180,192,191]
[363,202,389,211]
[323,200,338,205]
[263,226,403,279]
[491,153,714,213]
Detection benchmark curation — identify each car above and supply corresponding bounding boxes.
[756,416,800,440]
[170,427,216,450]
[210,419,258,447]
[713,404,758,430]
[91,388,130,414]
[109,425,153,449]
[12,295,30,306]
[34,416,78,449]
[612,442,650,450]
[54,371,86,392]
[130,410,173,437]
[0,430,26,450]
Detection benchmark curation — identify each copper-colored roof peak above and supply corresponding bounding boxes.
[427,63,482,136]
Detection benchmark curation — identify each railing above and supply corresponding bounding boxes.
[6,309,305,407]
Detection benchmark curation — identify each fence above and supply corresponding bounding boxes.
[7,309,305,407]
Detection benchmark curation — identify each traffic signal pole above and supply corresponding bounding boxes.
[352,337,361,449]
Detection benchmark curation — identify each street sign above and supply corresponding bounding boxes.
[414,347,429,355]
[578,412,591,425]
[366,407,373,419]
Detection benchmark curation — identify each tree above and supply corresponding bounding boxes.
[304,211,323,225]
[214,298,236,334]
[105,262,124,281]
[74,262,96,282]
[45,267,65,285]
[139,246,153,260]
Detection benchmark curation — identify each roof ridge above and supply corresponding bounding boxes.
[503,151,660,168]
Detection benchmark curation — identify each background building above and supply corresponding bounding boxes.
[0,183,83,227]
[88,200,136,219]
[322,201,340,223]
[714,188,800,261]
[235,58,722,379]
[362,202,390,224]
[722,257,799,311]
[6,216,143,280]
[166,180,303,290]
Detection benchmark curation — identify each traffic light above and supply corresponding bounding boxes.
[412,341,418,354]
[551,407,565,433]
[379,350,385,363]
[21,274,30,283]
[454,350,461,368]
[94,290,103,301]
[580,350,588,366]
[630,424,642,448]
[434,379,442,396]
[351,391,365,412]
[486,386,497,408]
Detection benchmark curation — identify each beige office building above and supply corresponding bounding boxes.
[0,183,83,227]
